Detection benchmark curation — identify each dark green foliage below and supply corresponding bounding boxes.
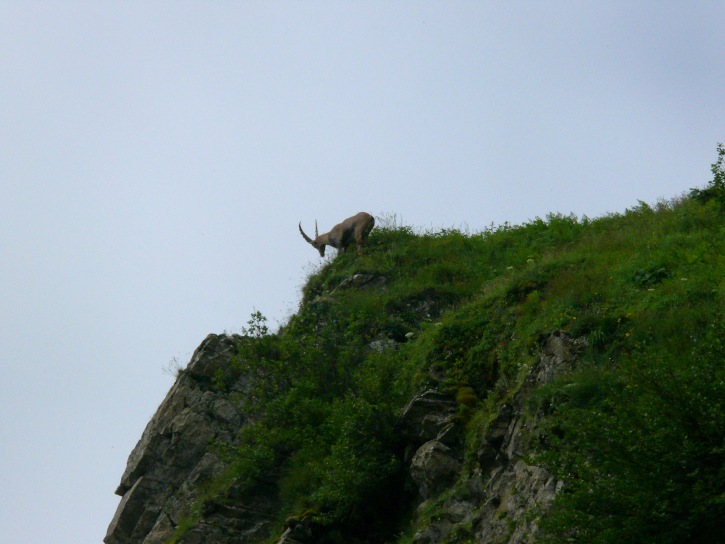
[426,298,507,392]
[633,266,671,287]
[536,316,725,544]
[171,151,725,543]
[690,143,725,206]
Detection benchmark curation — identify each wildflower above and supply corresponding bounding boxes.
[527,258,534,264]
[681,277,688,281]
[507,266,514,271]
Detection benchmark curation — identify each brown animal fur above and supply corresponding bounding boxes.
[299,212,375,257]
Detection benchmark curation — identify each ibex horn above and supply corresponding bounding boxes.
[299,222,314,244]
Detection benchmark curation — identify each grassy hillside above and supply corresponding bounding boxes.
[170,150,724,544]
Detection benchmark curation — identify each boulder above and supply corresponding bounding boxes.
[410,440,462,500]
[398,390,457,446]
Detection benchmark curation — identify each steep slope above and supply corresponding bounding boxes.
[105,334,279,544]
[106,186,724,544]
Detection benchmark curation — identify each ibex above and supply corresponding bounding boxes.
[299,212,375,257]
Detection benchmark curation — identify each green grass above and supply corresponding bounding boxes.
[166,154,725,543]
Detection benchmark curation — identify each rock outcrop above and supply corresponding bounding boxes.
[106,329,584,544]
[398,390,462,501]
[105,333,274,544]
[406,331,584,544]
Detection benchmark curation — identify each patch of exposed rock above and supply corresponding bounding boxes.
[104,334,274,544]
[398,390,462,500]
[106,327,585,544]
[332,273,388,292]
[405,331,585,544]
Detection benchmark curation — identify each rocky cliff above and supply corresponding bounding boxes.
[105,197,725,543]
[106,324,581,544]
[105,334,276,544]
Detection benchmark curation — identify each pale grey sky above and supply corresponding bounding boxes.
[1,2,723,543]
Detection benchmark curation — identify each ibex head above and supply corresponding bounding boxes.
[298,220,326,257]
[299,212,375,258]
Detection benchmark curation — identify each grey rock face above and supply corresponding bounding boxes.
[407,332,583,544]
[106,328,584,544]
[399,390,458,447]
[398,390,463,500]
[410,440,462,500]
[104,334,270,544]
[334,273,388,292]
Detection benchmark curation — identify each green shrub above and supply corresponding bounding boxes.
[537,314,725,543]
[690,143,725,206]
